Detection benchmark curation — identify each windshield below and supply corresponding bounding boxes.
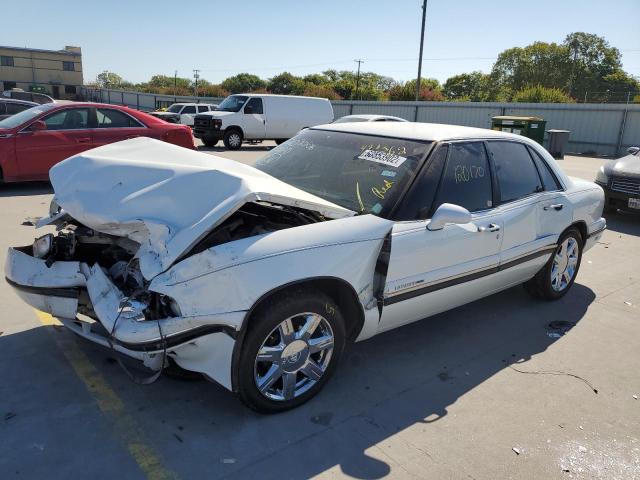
[167,104,183,113]
[217,95,248,112]
[255,129,431,216]
[0,103,56,129]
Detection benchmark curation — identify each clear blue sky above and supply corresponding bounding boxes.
[2,0,639,85]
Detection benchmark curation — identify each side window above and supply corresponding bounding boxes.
[528,146,562,191]
[487,141,542,203]
[244,98,263,114]
[197,105,209,113]
[6,103,31,114]
[42,108,89,130]
[181,106,196,114]
[0,103,5,115]
[394,145,448,220]
[96,109,141,128]
[434,142,493,213]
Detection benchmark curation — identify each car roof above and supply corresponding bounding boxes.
[340,114,406,121]
[313,121,533,143]
[0,98,38,106]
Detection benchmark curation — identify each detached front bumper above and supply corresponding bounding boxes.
[5,246,242,389]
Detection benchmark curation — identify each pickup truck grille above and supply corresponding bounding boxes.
[193,116,211,129]
[610,176,640,195]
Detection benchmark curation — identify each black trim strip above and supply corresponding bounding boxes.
[5,277,79,299]
[586,226,606,239]
[113,324,238,352]
[383,245,556,306]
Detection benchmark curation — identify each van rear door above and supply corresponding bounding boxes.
[242,97,266,139]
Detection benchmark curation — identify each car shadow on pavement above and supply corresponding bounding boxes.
[0,182,52,197]
[197,144,274,153]
[604,211,640,236]
[0,283,596,479]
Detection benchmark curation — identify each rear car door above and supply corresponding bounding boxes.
[380,141,504,332]
[92,108,150,147]
[242,98,266,139]
[486,141,556,284]
[15,107,92,178]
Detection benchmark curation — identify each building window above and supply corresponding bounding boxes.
[63,61,75,71]
[1,56,14,67]
[64,85,77,94]
[2,81,17,90]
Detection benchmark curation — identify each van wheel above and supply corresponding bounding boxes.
[202,137,218,147]
[223,130,243,150]
[236,289,345,413]
[275,139,288,145]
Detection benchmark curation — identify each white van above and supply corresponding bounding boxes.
[150,103,218,126]
[192,94,334,149]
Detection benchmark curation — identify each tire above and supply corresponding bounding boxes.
[236,288,346,413]
[202,137,218,148]
[524,227,583,300]
[223,129,243,150]
[275,139,288,145]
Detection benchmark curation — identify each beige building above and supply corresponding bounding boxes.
[0,45,83,100]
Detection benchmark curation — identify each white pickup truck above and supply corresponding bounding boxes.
[150,103,218,126]
[192,94,334,148]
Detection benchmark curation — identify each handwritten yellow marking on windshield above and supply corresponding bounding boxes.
[356,181,365,212]
[372,179,394,200]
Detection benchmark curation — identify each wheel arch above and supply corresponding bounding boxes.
[230,276,365,392]
[224,125,244,136]
[567,220,587,244]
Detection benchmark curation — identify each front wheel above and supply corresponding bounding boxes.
[223,129,243,150]
[202,137,218,148]
[524,228,583,300]
[236,289,345,413]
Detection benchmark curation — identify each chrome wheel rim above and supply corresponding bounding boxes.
[254,313,334,401]
[551,237,579,292]
[228,133,241,147]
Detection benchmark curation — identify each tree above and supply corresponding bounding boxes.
[512,85,575,103]
[97,71,123,89]
[443,71,490,101]
[388,78,444,101]
[302,84,342,100]
[221,73,266,94]
[267,72,305,95]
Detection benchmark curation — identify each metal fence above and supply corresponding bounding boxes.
[81,87,640,156]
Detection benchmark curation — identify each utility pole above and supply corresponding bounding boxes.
[415,0,428,101]
[193,69,200,97]
[174,70,178,97]
[354,59,364,100]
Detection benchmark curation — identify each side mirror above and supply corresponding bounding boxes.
[30,120,47,132]
[427,203,472,231]
[627,146,639,155]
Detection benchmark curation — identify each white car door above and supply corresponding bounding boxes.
[242,97,266,139]
[379,141,504,332]
[179,105,197,125]
[486,141,559,286]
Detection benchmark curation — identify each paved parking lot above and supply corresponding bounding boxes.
[1,143,638,480]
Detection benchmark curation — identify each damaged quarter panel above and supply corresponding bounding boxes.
[149,214,393,339]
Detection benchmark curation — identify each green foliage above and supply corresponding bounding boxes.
[220,73,266,94]
[512,85,575,103]
[443,71,490,101]
[388,78,444,101]
[267,72,305,95]
[97,71,123,88]
[303,83,342,100]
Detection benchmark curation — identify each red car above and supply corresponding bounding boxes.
[0,102,195,183]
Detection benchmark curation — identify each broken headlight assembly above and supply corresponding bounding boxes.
[33,234,53,259]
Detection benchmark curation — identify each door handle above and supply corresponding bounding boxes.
[76,137,91,143]
[544,204,564,211]
[478,223,501,233]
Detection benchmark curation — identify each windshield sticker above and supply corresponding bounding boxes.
[360,144,407,156]
[381,170,397,178]
[371,179,394,199]
[371,203,383,214]
[358,149,407,168]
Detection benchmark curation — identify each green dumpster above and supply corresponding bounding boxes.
[491,116,546,145]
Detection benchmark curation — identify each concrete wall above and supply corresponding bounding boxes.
[80,87,640,156]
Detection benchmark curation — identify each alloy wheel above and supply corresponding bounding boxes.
[550,237,579,292]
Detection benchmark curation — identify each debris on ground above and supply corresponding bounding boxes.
[547,321,575,338]
[172,433,183,443]
[624,301,632,306]
[221,458,236,464]
[509,365,598,394]
[21,217,40,226]
[512,447,521,455]
[633,395,638,400]
[5,412,16,421]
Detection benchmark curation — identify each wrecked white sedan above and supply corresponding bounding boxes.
[6,123,606,412]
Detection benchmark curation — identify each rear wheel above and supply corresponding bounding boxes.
[524,228,583,300]
[223,129,243,150]
[236,289,345,413]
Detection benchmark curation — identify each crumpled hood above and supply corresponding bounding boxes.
[49,137,353,279]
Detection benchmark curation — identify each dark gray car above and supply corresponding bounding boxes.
[0,99,38,121]
[595,146,640,213]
